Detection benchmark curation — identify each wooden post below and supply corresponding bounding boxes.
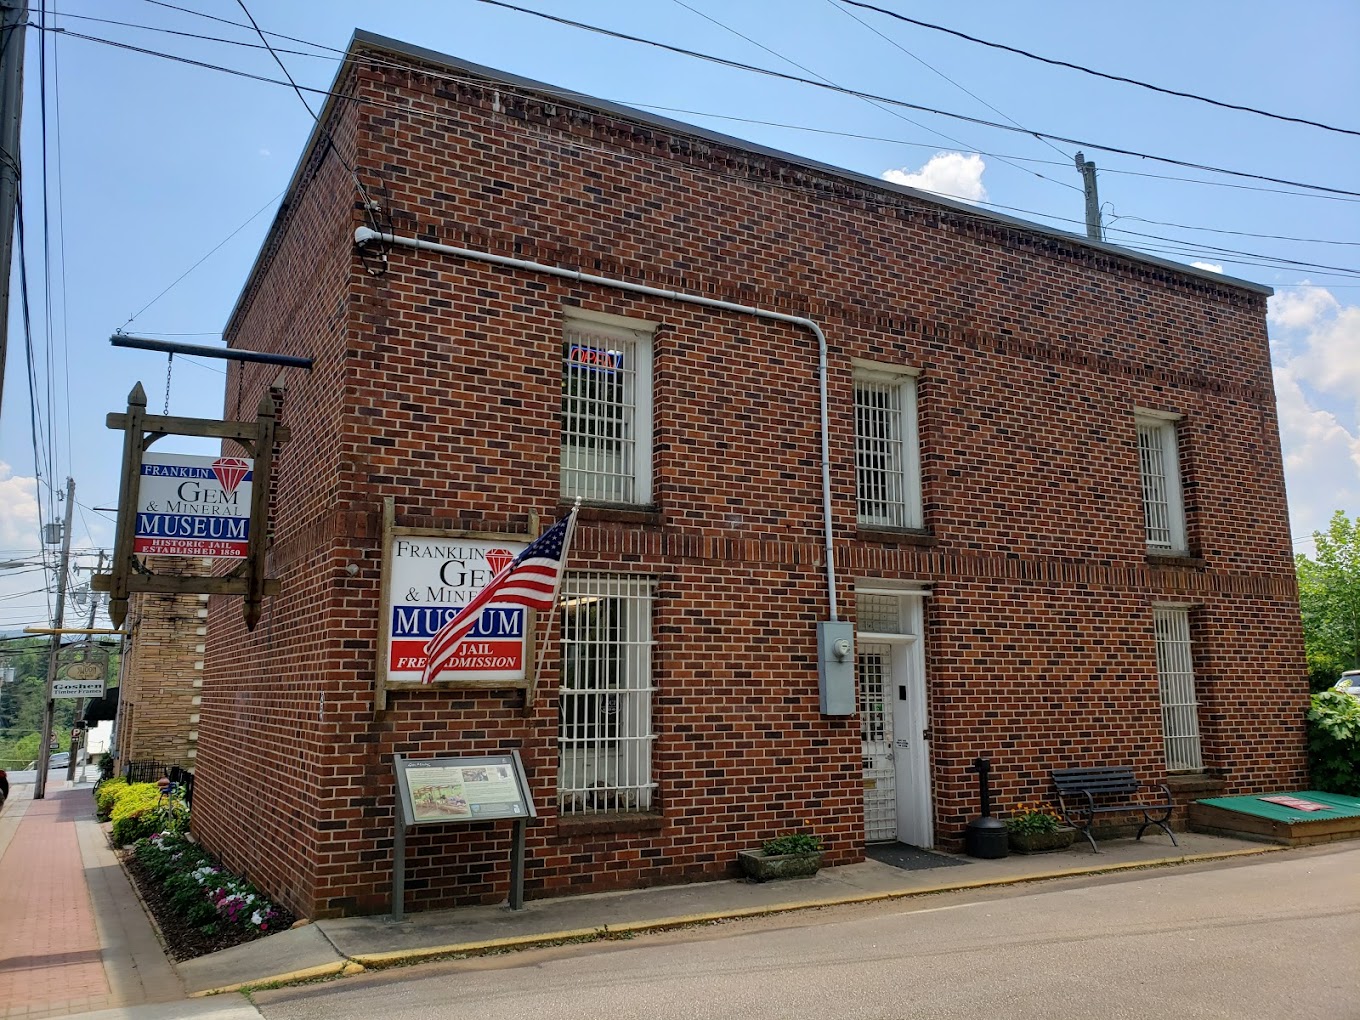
[106,384,147,630]
[243,392,279,631]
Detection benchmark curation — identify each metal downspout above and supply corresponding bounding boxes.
[354,226,840,621]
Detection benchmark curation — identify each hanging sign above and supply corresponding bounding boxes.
[54,678,106,699]
[383,535,528,684]
[134,453,253,558]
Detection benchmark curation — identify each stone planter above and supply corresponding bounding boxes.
[737,848,824,881]
[1007,826,1077,854]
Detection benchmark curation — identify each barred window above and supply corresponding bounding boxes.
[558,574,655,814]
[855,371,921,529]
[561,318,652,505]
[1155,606,1203,772]
[1137,415,1186,553]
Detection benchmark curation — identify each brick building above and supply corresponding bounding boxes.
[191,33,1310,919]
[114,558,209,772]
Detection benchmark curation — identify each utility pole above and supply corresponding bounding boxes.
[66,548,104,783]
[35,476,74,800]
[0,0,27,417]
[1074,151,1102,241]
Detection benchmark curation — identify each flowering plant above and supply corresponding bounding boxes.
[1005,803,1062,835]
[133,830,282,935]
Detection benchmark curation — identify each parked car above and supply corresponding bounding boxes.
[47,750,89,770]
[0,768,8,807]
[1333,671,1360,699]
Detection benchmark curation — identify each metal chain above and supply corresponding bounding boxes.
[164,352,174,415]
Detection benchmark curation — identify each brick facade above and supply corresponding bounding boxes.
[116,558,209,772]
[190,34,1309,920]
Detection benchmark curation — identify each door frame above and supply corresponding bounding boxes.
[857,586,931,847]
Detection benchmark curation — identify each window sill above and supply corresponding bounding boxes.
[561,503,662,526]
[857,526,936,547]
[1146,551,1206,569]
[555,812,665,838]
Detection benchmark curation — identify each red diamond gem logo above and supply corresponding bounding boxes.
[485,548,513,575]
[212,457,250,496]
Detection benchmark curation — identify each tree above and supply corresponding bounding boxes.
[1296,510,1360,692]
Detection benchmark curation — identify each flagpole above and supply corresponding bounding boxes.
[526,499,582,712]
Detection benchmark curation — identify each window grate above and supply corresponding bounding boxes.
[557,573,655,813]
[1138,420,1184,552]
[1155,607,1202,771]
[561,325,643,504]
[855,374,920,529]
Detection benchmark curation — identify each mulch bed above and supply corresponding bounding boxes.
[120,846,298,962]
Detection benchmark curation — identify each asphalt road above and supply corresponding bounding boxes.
[253,844,1359,1020]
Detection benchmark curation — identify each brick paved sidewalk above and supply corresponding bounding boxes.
[0,783,184,1019]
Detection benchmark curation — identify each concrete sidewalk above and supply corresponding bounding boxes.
[0,779,1294,1018]
[174,827,1287,998]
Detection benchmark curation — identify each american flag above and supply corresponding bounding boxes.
[421,506,580,684]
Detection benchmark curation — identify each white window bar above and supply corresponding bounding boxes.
[859,642,896,842]
[558,574,655,814]
[855,373,920,529]
[1154,607,1203,772]
[561,325,640,504]
[1138,419,1184,552]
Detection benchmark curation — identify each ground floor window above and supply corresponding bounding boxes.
[557,573,655,813]
[1155,605,1203,771]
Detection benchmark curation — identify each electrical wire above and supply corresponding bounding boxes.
[469,0,1360,199]
[668,0,1076,193]
[120,188,285,330]
[40,18,1360,201]
[837,0,1360,140]
[820,0,1074,165]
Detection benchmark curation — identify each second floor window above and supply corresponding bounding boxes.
[855,370,921,529]
[1136,413,1186,554]
[561,316,653,505]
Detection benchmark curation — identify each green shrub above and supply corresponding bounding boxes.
[762,832,822,855]
[94,777,128,820]
[1307,690,1360,795]
[110,783,166,845]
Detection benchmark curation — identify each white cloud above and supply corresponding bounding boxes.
[0,462,39,549]
[1268,286,1360,542]
[259,148,272,157]
[1269,286,1340,333]
[1190,261,1223,274]
[882,152,987,204]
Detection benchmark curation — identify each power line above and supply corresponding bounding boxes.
[470,0,1360,199]
[44,16,1360,202]
[837,0,1360,140]
[668,0,1077,193]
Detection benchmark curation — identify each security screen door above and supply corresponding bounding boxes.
[858,592,931,847]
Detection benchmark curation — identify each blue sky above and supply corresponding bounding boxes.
[0,0,1356,630]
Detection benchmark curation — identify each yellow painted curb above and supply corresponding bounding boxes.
[189,961,349,997]
[348,845,1285,969]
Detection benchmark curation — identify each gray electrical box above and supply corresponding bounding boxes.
[817,621,855,715]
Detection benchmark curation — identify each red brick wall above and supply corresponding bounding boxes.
[197,44,1308,919]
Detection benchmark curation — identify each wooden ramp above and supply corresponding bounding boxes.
[1188,790,1360,846]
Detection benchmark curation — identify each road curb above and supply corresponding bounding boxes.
[345,844,1287,971]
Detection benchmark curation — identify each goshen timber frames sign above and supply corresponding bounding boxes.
[375,498,540,711]
[93,382,289,632]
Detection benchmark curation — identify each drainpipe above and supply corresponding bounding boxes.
[354,226,841,622]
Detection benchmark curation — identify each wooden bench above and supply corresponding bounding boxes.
[1051,766,1177,853]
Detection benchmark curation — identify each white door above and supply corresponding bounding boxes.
[858,592,932,847]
